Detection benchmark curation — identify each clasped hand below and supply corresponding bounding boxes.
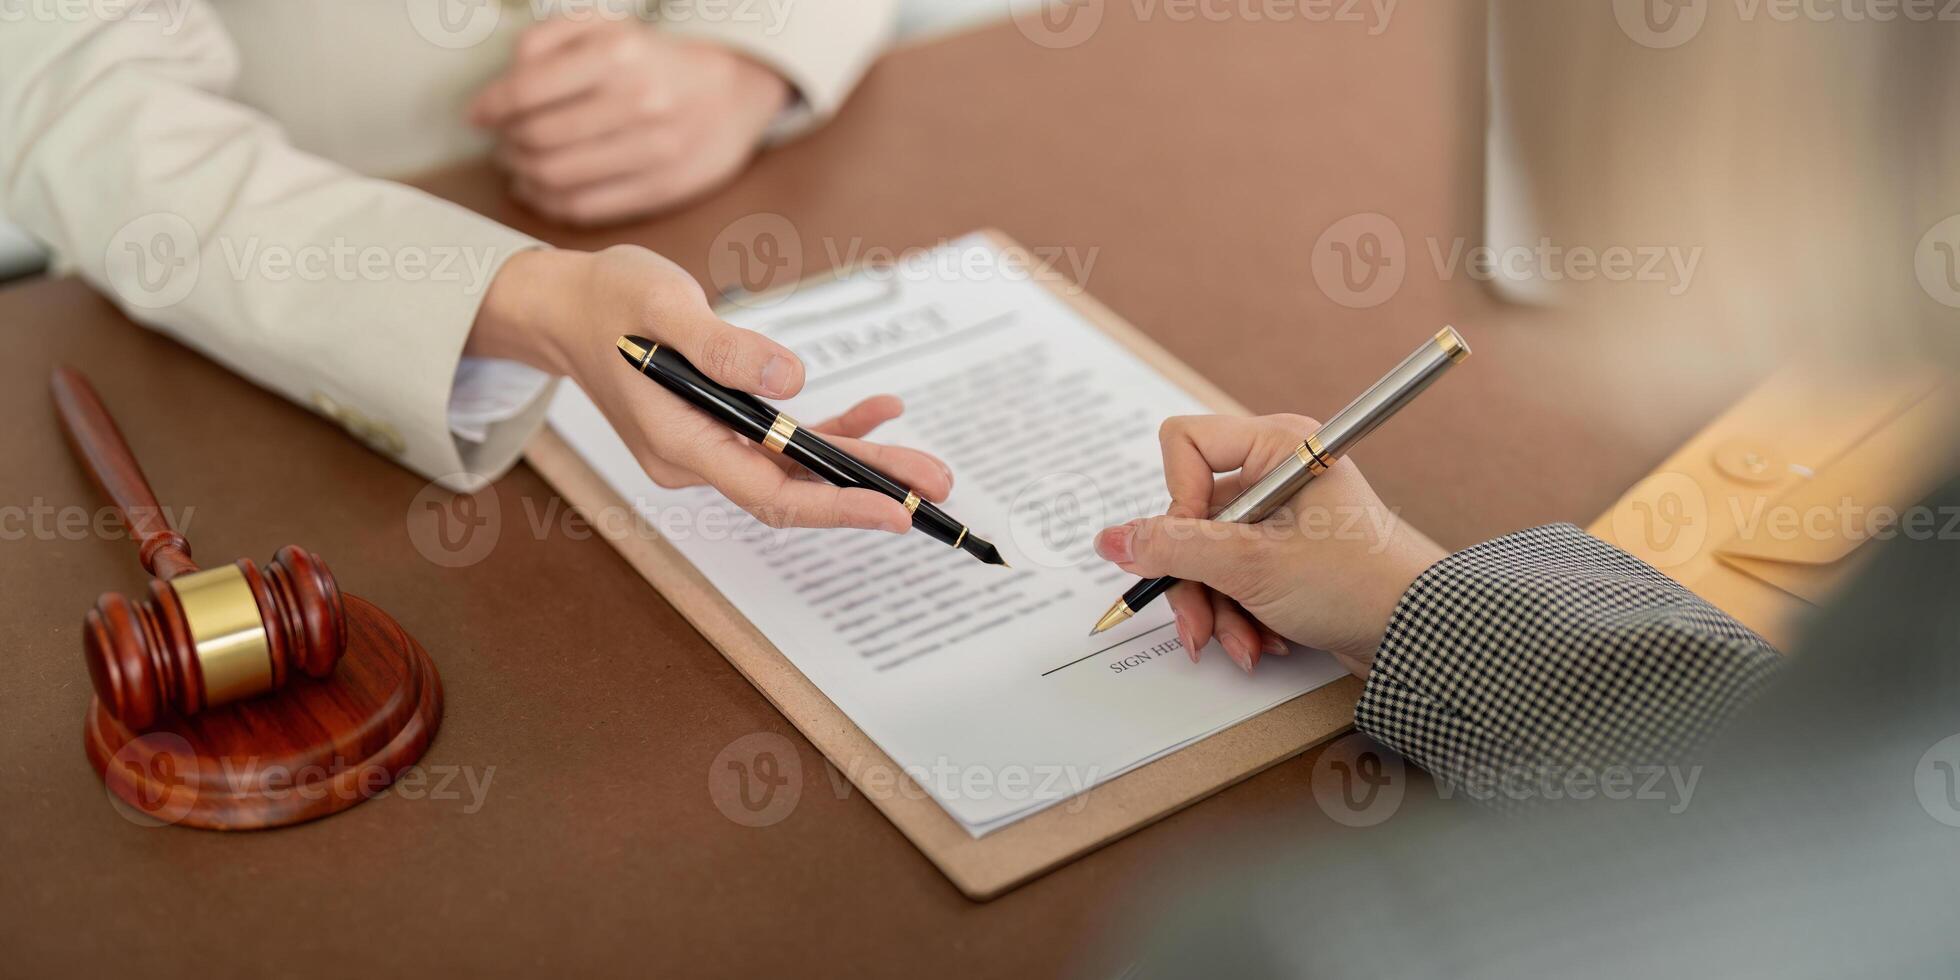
[470,18,791,226]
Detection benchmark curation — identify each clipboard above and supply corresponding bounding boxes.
[523,229,1362,899]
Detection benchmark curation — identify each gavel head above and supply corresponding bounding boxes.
[82,545,347,730]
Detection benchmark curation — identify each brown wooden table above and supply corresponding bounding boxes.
[0,7,1772,977]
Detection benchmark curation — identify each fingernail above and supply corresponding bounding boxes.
[1094,525,1134,564]
[937,459,955,491]
[760,356,794,397]
[1222,635,1252,673]
[1263,636,1289,657]
[1175,611,1197,662]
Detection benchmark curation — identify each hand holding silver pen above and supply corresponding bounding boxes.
[1089,327,1469,675]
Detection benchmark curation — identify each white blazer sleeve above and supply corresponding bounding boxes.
[0,3,553,492]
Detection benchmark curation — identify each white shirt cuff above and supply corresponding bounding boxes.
[448,356,553,444]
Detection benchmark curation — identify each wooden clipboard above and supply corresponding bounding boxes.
[523,229,1361,899]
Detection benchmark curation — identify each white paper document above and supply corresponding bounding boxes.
[547,235,1347,835]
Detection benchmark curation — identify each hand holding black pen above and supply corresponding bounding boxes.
[617,336,1008,566]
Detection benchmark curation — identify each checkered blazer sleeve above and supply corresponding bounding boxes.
[1353,524,1783,798]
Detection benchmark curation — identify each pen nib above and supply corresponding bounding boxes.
[1089,599,1133,636]
[961,535,1010,568]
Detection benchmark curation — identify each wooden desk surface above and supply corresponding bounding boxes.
[0,7,1770,977]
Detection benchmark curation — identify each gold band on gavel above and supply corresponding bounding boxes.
[169,563,272,707]
[762,413,799,454]
[1295,433,1335,474]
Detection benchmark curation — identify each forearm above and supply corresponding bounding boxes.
[1355,524,1785,803]
[0,5,547,490]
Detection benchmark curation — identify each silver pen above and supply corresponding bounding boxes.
[1090,326,1471,634]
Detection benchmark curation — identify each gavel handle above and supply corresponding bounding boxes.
[51,366,200,581]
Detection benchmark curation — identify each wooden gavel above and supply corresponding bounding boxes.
[53,367,347,730]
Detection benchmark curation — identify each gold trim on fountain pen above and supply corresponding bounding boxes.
[1091,599,1134,636]
[611,333,1009,568]
[762,413,799,453]
[617,335,658,370]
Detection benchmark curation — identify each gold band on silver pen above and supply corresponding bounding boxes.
[1294,433,1336,474]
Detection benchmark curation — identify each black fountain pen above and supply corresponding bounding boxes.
[616,336,1008,566]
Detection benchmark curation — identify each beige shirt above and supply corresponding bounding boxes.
[0,0,896,490]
